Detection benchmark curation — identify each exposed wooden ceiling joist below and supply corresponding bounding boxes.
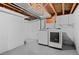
[49,3,57,15]
[70,3,77,14]
[7,3,38,20]
[43,3,48,7]
[0,3,37,20]
[62,3,65,15]
[0,3,78,20]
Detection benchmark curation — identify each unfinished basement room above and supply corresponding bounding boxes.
[0,3,79,55]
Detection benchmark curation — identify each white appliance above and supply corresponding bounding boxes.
[48,29,62,49]
[38,29,48,45]
[38,29,63,49]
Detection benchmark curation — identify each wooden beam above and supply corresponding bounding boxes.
[43,3,48,7]
[40,3,52,19]
[49,3,57,15]
[52,14,57,21]
[0,3,37,20]
[62,3,64,15]
[70,3,76,14]
[6,3,37,18]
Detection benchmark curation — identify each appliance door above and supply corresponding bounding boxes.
[48,29,62,49]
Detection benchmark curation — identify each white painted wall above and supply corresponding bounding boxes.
[0,7,41,53]
[0,9,28,53]
[25,20,40,40]
[56,14,74,27]
[56,15,74,41]
[72,5,79,54]
[56,15,68,25]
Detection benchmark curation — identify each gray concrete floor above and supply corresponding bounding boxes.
[1,40,77,55]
